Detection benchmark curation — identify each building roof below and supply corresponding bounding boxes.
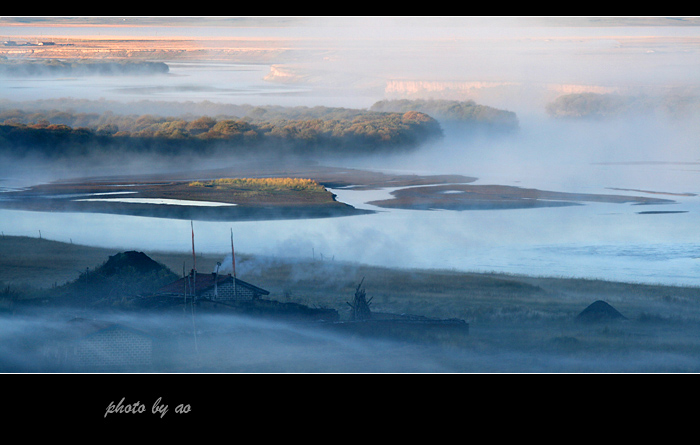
[154,271,270,297]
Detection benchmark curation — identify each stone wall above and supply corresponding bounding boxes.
[202,280,258,301]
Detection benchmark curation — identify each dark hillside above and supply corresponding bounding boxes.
[45,251,178,308]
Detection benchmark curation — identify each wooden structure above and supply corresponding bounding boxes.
[337,278,469,341]
[347,277,372,321]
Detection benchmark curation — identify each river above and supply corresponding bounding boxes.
[1,168,699,287]
[1,22,699,288]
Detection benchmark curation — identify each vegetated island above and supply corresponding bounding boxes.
[545,92,700,119]
[0,97,519,132]
[0,176,371,221]
[0,107,443,158]
[367,183,677,210]
[370,98,519,131]
[0,97,521,162]
[0,164,478,221]
[0,163,679,219]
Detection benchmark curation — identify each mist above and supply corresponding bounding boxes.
[5,304,700,373]
[1,17,700,374]
[2,17,699,186]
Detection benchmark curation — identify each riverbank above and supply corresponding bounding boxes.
[0,164,477,221]
[3,234,699,328]
[367,183,676,211]
[2,234,700,372]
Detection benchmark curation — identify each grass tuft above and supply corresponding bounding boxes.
[189,177,326,192]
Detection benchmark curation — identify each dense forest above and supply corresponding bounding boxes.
[0,97,526,159]
[0,101,391,125]
[0,59,170,77]
[0,107,443,158]
[546,92,700,119]
[0,97,519,126]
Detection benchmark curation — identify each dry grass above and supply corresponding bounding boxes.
[4,235,700,372]
[4,235,699,324]
[189,178,325,193]
[0,235,123,289]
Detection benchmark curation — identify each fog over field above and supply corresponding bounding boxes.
[1,17,700,376]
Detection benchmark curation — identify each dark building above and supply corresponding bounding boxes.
[154,270,270,301]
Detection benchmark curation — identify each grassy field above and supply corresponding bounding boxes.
[3,234,700,324]
[2,235,700,372]
[186,177,334,205]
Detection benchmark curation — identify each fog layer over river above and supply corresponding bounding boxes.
[1,18,699,287]
[2,120,699,287]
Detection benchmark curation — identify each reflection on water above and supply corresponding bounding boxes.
[74,197,238,206]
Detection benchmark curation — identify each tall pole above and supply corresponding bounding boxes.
[230,228,236,279]
[231,228,237,300]
[214,262,220,299]
[190,221,198,354]
[191,220,196,272]
[191,221,196,301]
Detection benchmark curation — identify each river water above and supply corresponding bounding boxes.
[1,26,699,288]
[2,154,699,287]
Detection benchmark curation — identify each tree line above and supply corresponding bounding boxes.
[0,108,443,158]
[370,99,519,130]
[546,92,700,119]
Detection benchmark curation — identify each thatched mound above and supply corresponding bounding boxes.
[46,251,178,307]
[97,251,165,276]
[576,300,627,323]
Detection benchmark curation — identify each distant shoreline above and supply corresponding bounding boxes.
[368,183,677,211]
